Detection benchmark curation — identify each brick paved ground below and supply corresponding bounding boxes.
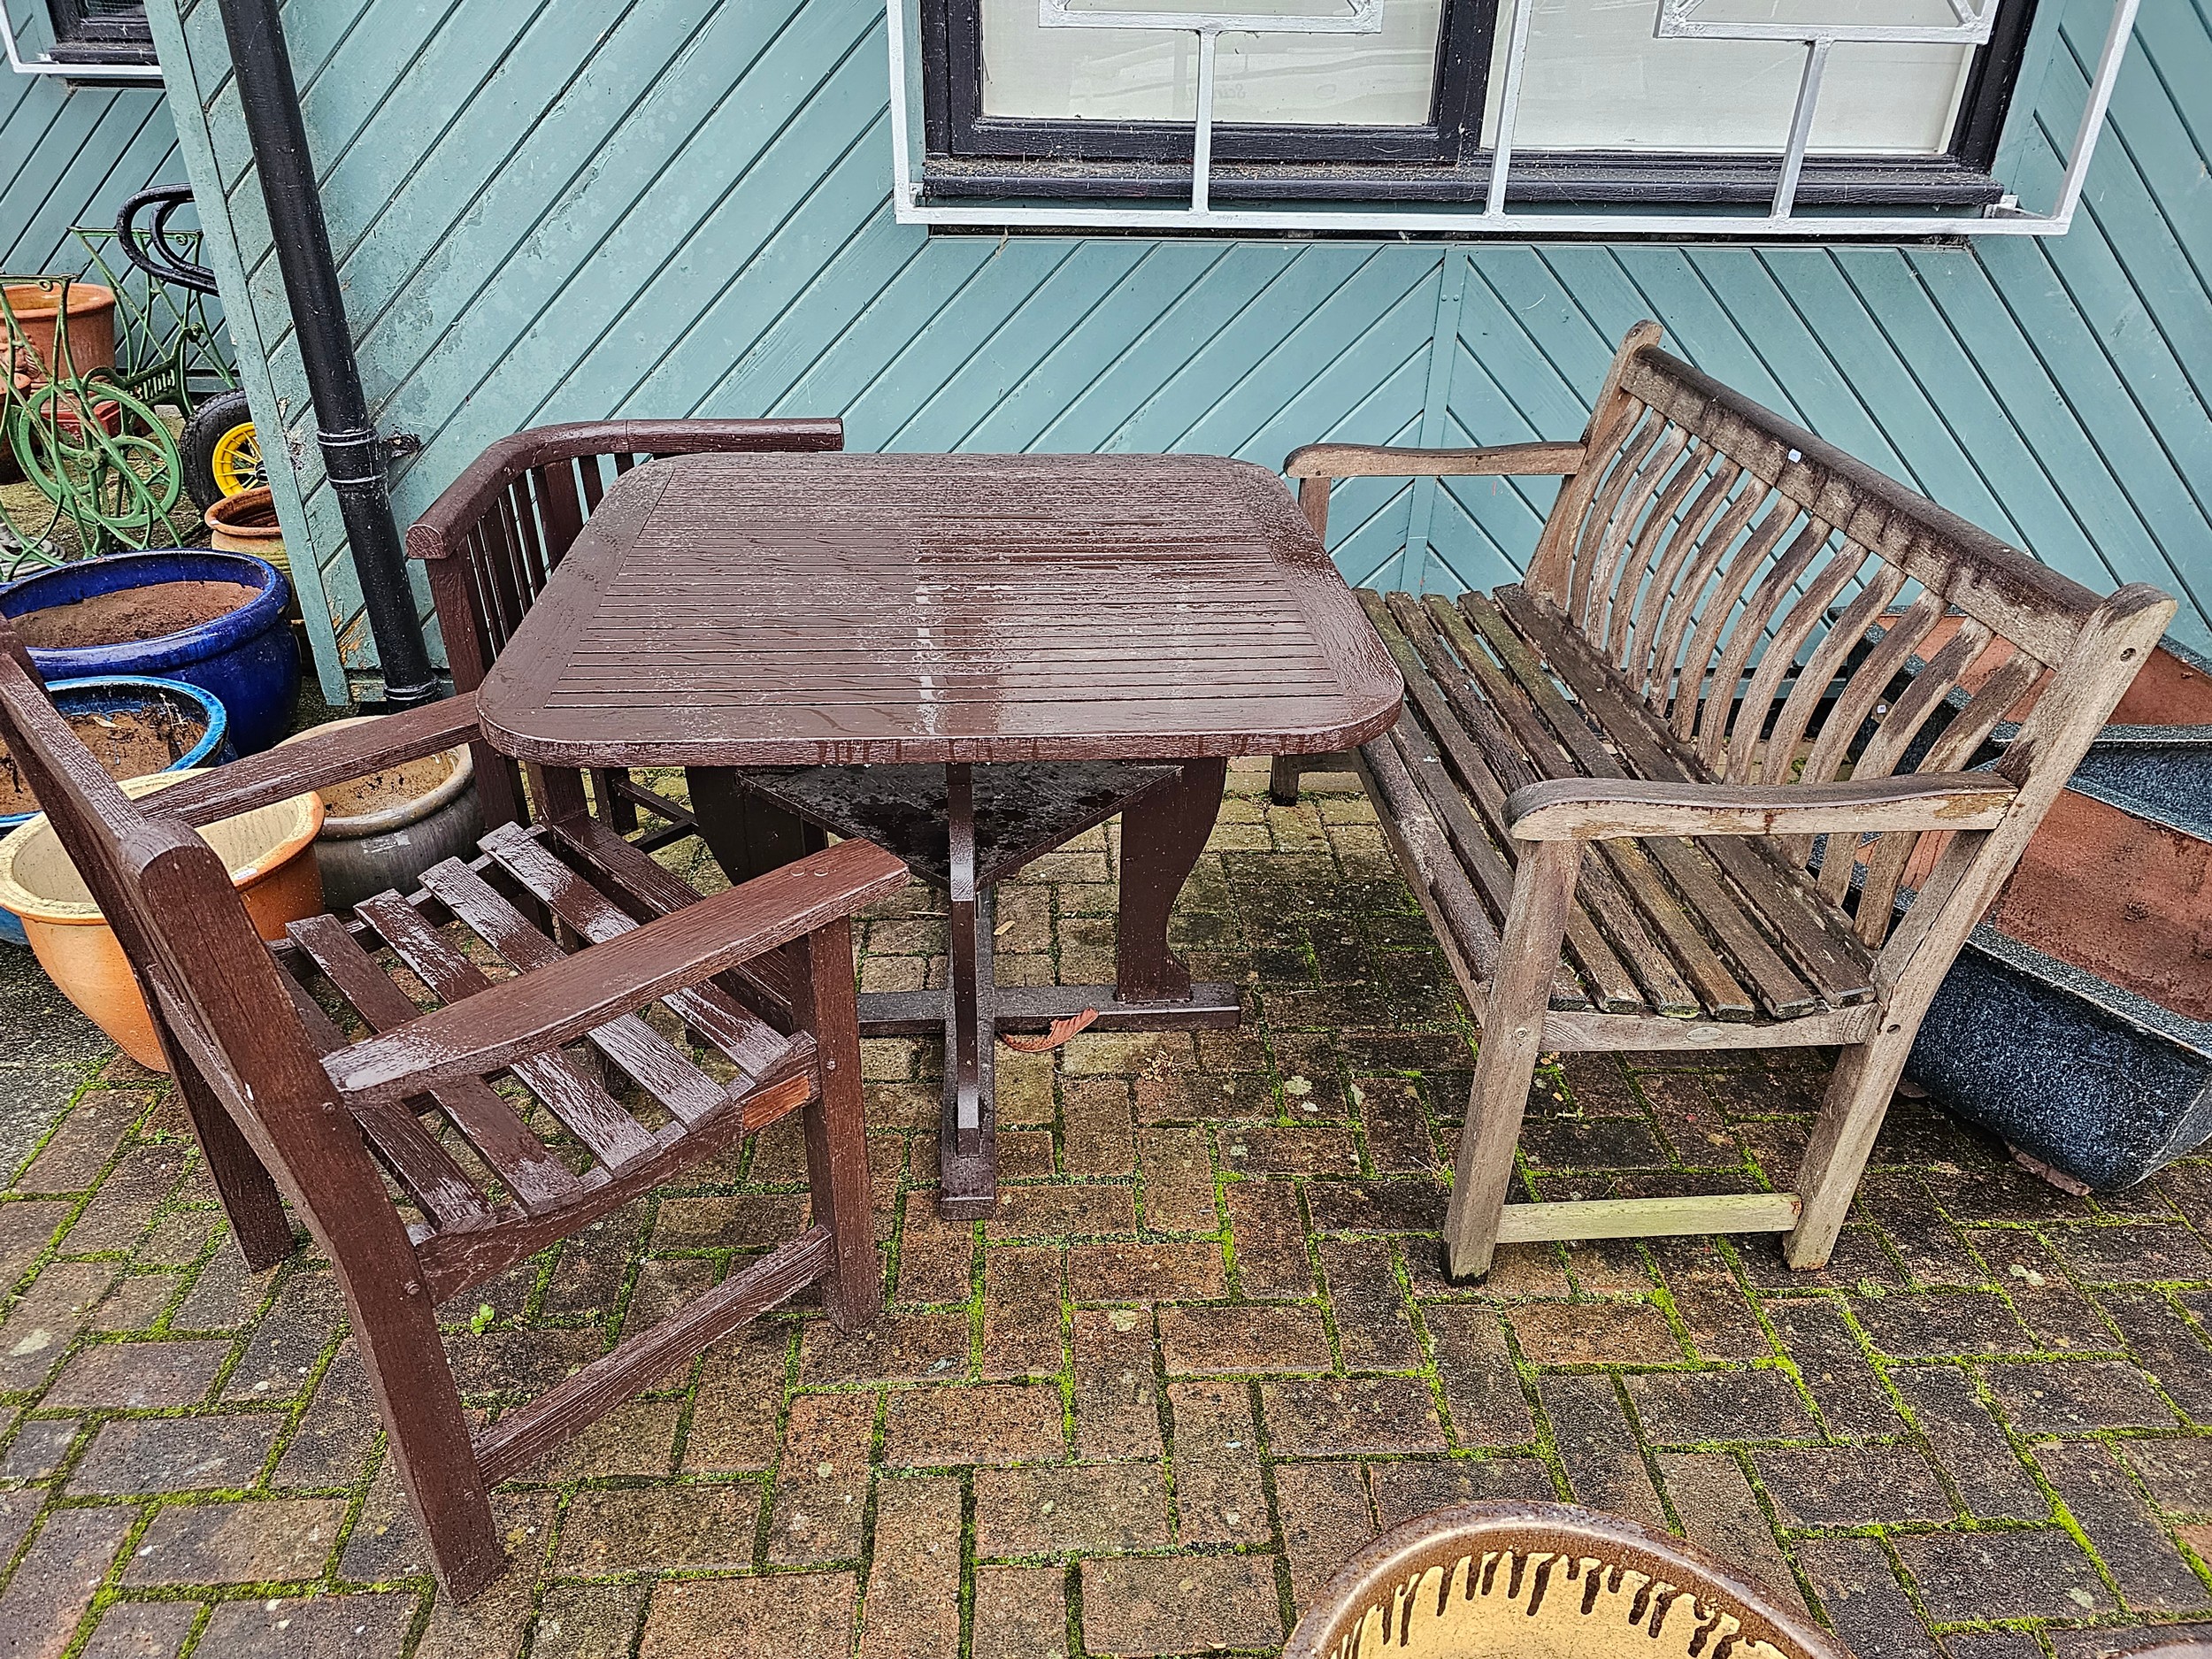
[0,758,2202,1656]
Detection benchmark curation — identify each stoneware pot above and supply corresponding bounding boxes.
[1283,1501,1848,1659]
[280,715,481,912]
[0,549,300,754]
[0,771,322,1071]
[0,674,231,948]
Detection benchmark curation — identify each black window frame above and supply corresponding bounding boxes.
[44,0,157,66]
[919,0,2037,208]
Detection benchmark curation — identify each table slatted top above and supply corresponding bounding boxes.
[478,453,1403,766]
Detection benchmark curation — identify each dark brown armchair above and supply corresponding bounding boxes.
[0,633,901,1601]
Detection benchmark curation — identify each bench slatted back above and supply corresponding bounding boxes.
[1523,333,2133,948]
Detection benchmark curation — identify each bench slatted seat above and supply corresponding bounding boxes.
[1289,321,2176,1280]
[1358,586,1881,1032]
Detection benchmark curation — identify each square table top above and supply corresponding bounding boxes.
[477,451,1402,767]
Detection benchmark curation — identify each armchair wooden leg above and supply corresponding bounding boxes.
[798,917,880,1333]
[1442,840,1579,1283]
[1784,1017,1916,1270]
[471,741,526,834]
[590,767,639,833]
[167,1037,294,1271]
[687,768,819,886]
[347,1268,503,1601]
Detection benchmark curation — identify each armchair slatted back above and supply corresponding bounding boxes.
[1525,326,2171,948]
[409,419,842,690]
[407,419,843,833]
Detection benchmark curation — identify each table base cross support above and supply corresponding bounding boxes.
[696,757,1235,1218]
[859,968,1242,1218]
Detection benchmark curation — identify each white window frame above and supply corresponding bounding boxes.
[887,0,2139,238]
[2,0,161,76]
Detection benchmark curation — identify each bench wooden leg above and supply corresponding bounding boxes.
[1442,840,1580,1282]
[1269,755,1302,806]
[1784,1019,1915,1270]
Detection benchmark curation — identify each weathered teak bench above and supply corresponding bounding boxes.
[1287,322,2175,1280]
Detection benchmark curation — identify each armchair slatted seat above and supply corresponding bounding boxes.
[0,636,904,1601]
[1288,321,2175,1282]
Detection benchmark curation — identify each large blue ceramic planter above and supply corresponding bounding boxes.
[0,550,298,754]
[0,673,230,946]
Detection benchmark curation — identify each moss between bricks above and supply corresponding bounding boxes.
[0,770,2198,1656]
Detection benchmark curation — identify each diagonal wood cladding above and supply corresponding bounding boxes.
[139,0,2212,697]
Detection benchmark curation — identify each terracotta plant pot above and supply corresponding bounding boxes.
[0,280,116,382]
[0,770,323,1071]
[201,487,290,582]
[278,715,480,911]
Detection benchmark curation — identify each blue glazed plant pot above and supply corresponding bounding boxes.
[0,549,299,754]
[0,673,229,947]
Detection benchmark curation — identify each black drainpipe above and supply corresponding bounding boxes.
[213,0,439,710]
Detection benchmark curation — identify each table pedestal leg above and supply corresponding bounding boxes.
[821,756,1234,1221]
[687,768,821,884]
[1117,757,1227,1002]
[940,764,997,1217]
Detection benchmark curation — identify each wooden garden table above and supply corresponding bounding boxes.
[477,451,1402,1215]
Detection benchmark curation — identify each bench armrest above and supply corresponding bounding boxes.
[1505,773,2020,843]
[1285,441,1586,480]
[324,837,909,1106]
[156,693,488,826]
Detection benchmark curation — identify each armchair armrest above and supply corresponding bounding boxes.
[325,837,910,1107]
[1505,773,2020,843]
[1284,441,1586,480]
[156,693,488,826]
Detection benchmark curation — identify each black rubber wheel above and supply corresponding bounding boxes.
[180,389,261,512]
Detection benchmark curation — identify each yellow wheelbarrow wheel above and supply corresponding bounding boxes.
[181,388,263,511]
[210,420,261,495]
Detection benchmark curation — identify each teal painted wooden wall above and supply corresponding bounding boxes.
[2,4,180,274]
[142,0,2212,700]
